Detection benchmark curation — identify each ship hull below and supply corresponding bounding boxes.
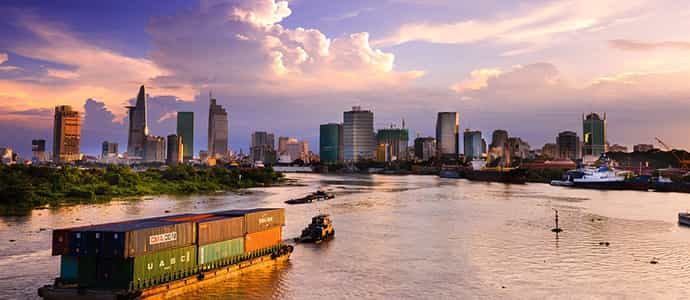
[572,181,649,191]
[654,182,690,193]
[464,169,527,184]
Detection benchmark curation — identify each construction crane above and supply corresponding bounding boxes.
[655,137,690,170]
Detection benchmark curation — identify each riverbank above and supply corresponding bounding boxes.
[0,165,284,215]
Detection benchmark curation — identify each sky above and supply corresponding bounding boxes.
[1,0,690,158]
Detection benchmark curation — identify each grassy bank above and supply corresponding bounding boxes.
[0,164,283,213]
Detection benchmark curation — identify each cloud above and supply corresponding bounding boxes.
[0,53,7,64]
[451,68,502,93]
[609,39,690,51]
[377,0,648,49]
[0,52,21,71]
[322,8,374,22]
[46,68,80,80]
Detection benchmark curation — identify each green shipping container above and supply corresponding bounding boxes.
[60,256,79,281]
[198,238,244,265]
[131,245,197,283]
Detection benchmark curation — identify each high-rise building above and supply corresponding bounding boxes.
[376,128,409,161]
[375,143,390,162]
[176,112,194,161]
[101,141,119,158]
[343,106,375,162]
[0,147,14,165]
[634,144,655,152]
[319,123,342,164]
[583,113,607,158]
[32,139,48,163]
[557,131,580,160]
[143,135,165,162]
[463,129,483,160]
[507,137,530,160]
[541,143,558,159]
[300,140,310,163]
[127,85,148,157]
[53,105,81,163]
[414,137,436,161]
[490,129,509,150]
[284,137,301,162]
[166,134,183,166]
[208,97,228,159]
[278,136,289,155]
[250,131,276,163]
[436,112,459,159]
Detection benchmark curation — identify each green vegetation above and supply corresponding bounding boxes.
[0,165,283,213]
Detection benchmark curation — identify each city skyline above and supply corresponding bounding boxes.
[2,0,690,158]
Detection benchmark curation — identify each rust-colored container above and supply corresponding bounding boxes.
[197,216,244,246]
[52,228,74,256]
[244,227,282,253]
[216,208,285,234]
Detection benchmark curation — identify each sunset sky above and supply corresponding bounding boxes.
[1,0,689,157]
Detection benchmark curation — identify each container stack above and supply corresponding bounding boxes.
[51,208,285,290]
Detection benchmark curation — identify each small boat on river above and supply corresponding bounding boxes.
[285,190,335,205]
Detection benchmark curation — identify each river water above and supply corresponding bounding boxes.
[2,174,690,299]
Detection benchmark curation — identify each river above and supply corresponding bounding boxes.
[1,173,690,299]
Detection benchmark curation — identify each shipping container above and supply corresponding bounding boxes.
[198,237,244,265]
[81,245,197,289]
[68,219,196,258]
[197,216,244,245]
[52,229,73,256]
[216,208,285,234]
[59,256,79,281]
[245,227,282,253]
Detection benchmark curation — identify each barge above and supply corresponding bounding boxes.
[464,167,527,184]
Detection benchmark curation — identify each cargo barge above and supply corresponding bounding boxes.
[464,167,527,184]
[38,208,291,300]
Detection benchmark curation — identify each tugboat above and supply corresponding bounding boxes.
[296,214,335,243]
[679,212,690,227]
[285,190,335,205]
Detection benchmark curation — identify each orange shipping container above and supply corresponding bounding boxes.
[244,227,282,253]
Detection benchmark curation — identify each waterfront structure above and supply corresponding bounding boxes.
[101,141,119,158]
[126,86,148,158]
[376,128,409,161]
[463,129,483,160]
[53,105,81,163]
[436,112,459,160]
[343,106,375,162]
[176,112,194,161]
[143,135,165,162]
[414,137,436,161]
[32,139,48,163]
[250,131,276,164]
[320,123,343,164]
[609,144,628,153]
[634,144,655,152]
[507,137,530,160]
[541,143,558,159]
[557,131,580,160]
[583,113,607,158]
[208,97,229,159]
[166,134,183,166]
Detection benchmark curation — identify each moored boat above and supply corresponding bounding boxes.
[572,166,650,191]
[464,167,527,184]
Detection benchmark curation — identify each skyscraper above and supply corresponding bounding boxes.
[176,112,194,161]
[278,136,289,155]
[435,112,459,159]
[127,85,148,157]
[166,134,183,166]
[343,106,375,162]
[144,135,166,162]
[490,129,509,150]
[376,128,409,161]
[463,129,483,160]
[557,131,580,160]
[53,105,81,163]
[414,137,436,161]
[320,123,342,164]
[208,97,228,158]
[250,131,276,163]
[32,139,47,163]
[583,113,607,158]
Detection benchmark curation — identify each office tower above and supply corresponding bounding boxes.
[250,131,276,163]
[166,134,183,166]
[507,137,530,160]
[541,143,558,159]
[284,138,300,162]
[143,135,166,162]
[414,137,436,161]
[490,129,509,150]
[278,136,289,155]
[299,140,310,163]
[208,97,228,159]
[463,129,483,160]
[583,113,607,158]
[557,131,580,160]
[320,123,343,164]
[376,128,409,161]
[53,105,81,163]
[127,85,148,157]
[343,106,375,162]
[101,141,119,158]
[31,139,47,162]
[176,112,194,161]
[435,112,459,160]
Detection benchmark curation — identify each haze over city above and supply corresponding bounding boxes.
[1,0,690,157]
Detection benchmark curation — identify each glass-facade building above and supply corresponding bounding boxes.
[176,112,194,161]
[208,99,228,158]
[463,129,483,160]
[435,112,459,159]
[320,123,342,164]
[583,113,607,157]
[557,131,580,160]
[376,128,409,161]
[343,107,375,162]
